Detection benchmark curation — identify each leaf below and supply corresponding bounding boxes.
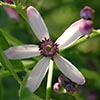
[81,68,100,80]
[0,29,22,46]
[0,70,10,78]
[0,30,24,70]
[0,46,21,84]
[19,87,43,100]
[21,60,35,68]
[10,60,24,70]
[0,31,9,49]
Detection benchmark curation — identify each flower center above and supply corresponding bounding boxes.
[39,38,58,57]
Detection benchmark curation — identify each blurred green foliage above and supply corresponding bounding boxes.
[0,0,100,100]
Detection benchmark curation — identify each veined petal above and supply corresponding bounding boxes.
[56,19,93,50]
[54,54,85,85]
[27,6,50,41]
[4,45,40,59]
[26,57,50,92]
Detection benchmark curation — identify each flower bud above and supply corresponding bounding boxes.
[57,74,78,94]
[65,84,76,94]
[4,0,20,21]
[80,6,94,20]
[58,74,70,87]
[80,19,93,35]
[53,82,66,93]
[4,0,14,4]
[53,82,61,92]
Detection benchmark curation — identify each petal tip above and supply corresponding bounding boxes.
[4,49,12,59]
[78,76,86,85]
[26,77,36,92]
[26,83,34,92]
[27,6,38,16]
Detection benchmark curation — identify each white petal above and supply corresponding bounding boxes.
[54,54,85,85]
[4,45,40,59]
[27,6,50,41]
[56,19,85,50]
[26,57,50,92]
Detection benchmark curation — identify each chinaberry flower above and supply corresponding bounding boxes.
[4,6,93,92]
[4,0,19,21]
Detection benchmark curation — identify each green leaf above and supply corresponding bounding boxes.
[0,30,24,70]
[21,60,35,68]
[0,29,22,46]
[0,70,10,78]
[10,60,24,70]
[81,68,100,80]
[0,31,9,49]
[0,46,21,84]
[19,87,43,100]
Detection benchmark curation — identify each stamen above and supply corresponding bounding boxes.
[45,45,52,52]
[39,38,58,57]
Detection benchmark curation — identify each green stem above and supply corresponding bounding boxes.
[68,29,100,49]
[16,5,28,23]
[0,46,21,85]
[0,1,16,8]
[46,60,54,100]
[72,92,84,100]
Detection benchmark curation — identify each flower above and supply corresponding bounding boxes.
[4,0,19,21]
[53,74,78,94]
[4,6,93,92]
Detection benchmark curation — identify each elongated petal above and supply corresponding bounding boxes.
[27,6,50,41]
[56,19,93,50]
[4,45,40,59]
[54,54,85,85]
[26,57,50,92]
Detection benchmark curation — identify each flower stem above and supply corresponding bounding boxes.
[68,29,100,49]
[0,1,16,8]
[46,60,54,100]
[72,92,84,100]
